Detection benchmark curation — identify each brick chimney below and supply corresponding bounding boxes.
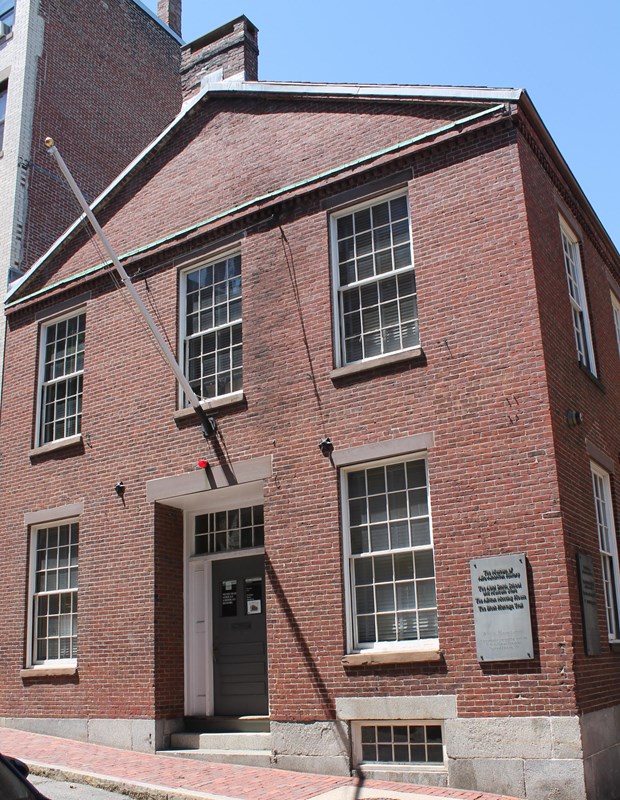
[158,0,182,37]
[181,16,259,99]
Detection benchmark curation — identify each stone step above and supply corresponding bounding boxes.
[170,730,272,751]
[183,715,270,733]
[159,748,272,768]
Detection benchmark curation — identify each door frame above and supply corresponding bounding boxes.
[184,507,265,716]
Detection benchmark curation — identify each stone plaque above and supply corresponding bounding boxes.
[470,553,534,662]
[577,552,601,656]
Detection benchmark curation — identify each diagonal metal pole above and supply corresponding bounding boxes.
[44,137,216,438]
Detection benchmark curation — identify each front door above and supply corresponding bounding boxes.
[212,555,268,716]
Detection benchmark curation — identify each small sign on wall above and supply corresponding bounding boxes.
[245,576,263,615]
[470,553,534,662]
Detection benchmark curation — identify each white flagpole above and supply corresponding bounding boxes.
[44,137,216,437]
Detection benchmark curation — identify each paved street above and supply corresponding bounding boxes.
[31,775,133,799]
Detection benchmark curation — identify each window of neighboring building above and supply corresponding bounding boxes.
[0,1,15,36]
[181,253,242,402]
[30,520,78,664]
[560,220,596,375]
[331,192,418,366]
[353,721,444,767]
[343,456,437,651]
[0,82,7,151]
[611,293,620,359]
[591,462,620,642]
[37,311,85,445]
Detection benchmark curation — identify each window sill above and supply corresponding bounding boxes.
[578,361,604,391]
[29,434,83,458]
[342,649,443,666]
[609,640,620,653]
[331,347,424,381]
[0,31,14,44]
[173,391,245,421]
[21,666,77,678]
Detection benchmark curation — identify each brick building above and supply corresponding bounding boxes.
[1,16,619,800]
[0,0,183,368]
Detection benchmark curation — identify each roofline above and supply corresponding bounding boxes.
[6,104,508,309]
[129,0,184,44]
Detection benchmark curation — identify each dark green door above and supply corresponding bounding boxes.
[212,555,268,715]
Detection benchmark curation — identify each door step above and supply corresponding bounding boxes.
[160,718,272,768]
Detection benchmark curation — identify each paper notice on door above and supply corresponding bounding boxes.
[245,576,262,615]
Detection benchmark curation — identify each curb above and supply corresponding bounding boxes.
[27,761,237,800]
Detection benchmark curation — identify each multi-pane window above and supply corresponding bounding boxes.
[612,293,620,358]
[31,521,78,664]
[560,221,596,374]
[0,2,14,36]
[194,506,264,555]
[344,457,437,649]
[332,193,418,366]
[591,463,620,641]
[182,253,242,401]
[38,312,85,445]
[357,722,444,766]
[0,82,7,151]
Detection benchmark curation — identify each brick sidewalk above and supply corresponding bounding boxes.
[0,727,519,800]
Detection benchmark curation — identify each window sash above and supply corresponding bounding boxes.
[332,192,417,366]
[591,464,620,641]
[343,456,438,651]
[30,521,79,665]
[38,312,85,445]
[181,253,242,402]
[560,223,596,374]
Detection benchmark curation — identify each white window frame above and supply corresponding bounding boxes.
[330,190,418,368]
[591,462,620,642]
[351,719,445,771]
[341,454,438,655]
[560,219,596,375]
[611,292,620,359]
[27,519,79,668]
[36,309,86,447]
[179,251,242,406]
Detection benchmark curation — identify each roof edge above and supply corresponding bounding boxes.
[130,0,184,44]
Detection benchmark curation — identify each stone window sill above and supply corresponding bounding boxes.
[21,666,77,679]
[173,391,245,421]
[29,434,82,459]
[342,649,443,666]
[331,348,424,381]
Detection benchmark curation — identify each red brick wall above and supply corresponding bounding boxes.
[518,123,620,714]
[20,0,182,272]
[3,107,609,725]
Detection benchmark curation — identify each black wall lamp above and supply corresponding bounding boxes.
[318,437,334,458]
[114,481,126,498]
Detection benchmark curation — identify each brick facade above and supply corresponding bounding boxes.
[1,27,619,800]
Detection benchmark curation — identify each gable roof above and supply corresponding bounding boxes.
[7,78,616,307]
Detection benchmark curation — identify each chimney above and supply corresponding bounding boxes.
[158,0,182,37]
[181,16,259,99]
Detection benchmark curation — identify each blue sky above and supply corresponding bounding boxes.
[144,1,620,250]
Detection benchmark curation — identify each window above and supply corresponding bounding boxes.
[353,721,444,767]
[332,192,418,366]
[343,456,437,651]
[591,463,620,641]
[560,220,596,374]
[0,1,14,36]
[37,312,85,445]
[0,82,7,151]
[194,505,264,555]
[181,253,242,402]
[611,293,620,358]
[30,521,78,664]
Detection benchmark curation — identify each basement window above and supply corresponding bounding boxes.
[353,721,444,767]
